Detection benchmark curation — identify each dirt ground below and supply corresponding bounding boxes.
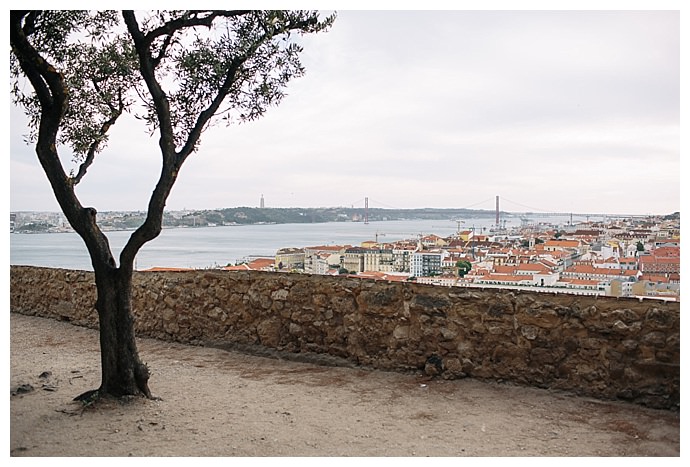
[9,312,680,458]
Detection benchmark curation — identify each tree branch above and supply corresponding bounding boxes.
[143,10,251,43]
[72,89,124,185]
[10,11,63,115]
[123,11,175,155]
[176,14,304,159]
[151,33,174,68]
[120,10,184,268]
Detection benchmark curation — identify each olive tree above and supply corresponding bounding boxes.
[10,10,335,401]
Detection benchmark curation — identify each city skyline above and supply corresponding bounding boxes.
[9,6,681,216]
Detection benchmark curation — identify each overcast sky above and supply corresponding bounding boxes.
[8,5,682,216]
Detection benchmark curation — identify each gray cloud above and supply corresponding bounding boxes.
[9,9,680,215]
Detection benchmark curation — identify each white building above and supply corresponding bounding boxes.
[410,251,444,277]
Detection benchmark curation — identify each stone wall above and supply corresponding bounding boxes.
[10,265,680,409]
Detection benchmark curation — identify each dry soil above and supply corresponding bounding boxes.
[9,313,680,458]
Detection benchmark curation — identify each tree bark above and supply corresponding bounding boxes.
[92,264,151,398]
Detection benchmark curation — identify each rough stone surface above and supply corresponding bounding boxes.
[10,265,680,409]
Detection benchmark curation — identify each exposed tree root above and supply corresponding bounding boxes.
[73,388,101,405]
[73,385,158,406]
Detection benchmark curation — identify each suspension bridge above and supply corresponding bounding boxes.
[344,196,652,223]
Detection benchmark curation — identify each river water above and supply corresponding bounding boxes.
[10,215,586,271]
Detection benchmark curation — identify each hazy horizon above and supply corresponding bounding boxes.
[10,204,678,217]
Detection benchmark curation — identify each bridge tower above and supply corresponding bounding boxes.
[364,197,369,224]
[495,195,500,227]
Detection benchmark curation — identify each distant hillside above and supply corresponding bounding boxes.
[163,207,498,227]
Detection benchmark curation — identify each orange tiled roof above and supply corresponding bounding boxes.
[652,246,680,257]
[140,267,194,272]
[304,245,348,251]
[639,256,680,264]
[516,263,550,273]
[640,275,670,283]
[224,258,275,271]
[544,240,580,248]
[493,265,517,274]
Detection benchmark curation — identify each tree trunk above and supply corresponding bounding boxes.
[91,264,151,399]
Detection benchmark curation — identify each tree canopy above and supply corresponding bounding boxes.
[11,10,335,186]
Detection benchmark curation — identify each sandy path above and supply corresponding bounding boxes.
[9,313,680,457]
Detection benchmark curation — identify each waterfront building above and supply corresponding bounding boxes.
[275,247,305,271]
[224,257,275,272]
[303,245,348,275]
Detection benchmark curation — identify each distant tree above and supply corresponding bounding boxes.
[10,10,335,401]
[637,241,645,252]
[17,222,52,233]
[204,212,224,225]
[456,260,472,277]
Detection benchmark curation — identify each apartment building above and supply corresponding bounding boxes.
[303,245,347,274]
[390,246,414,273]
[561,264,639,283]
[342,247,366,273]
[363,248,395,273]
[410,250,443,277]
[275,247,305,271]
[638,255,680,276]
